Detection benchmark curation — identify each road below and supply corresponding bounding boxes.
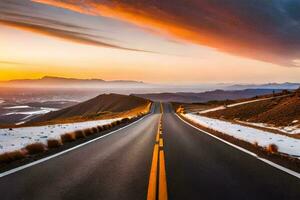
[0,103,161,200]
[162,103,300,200]
[0,102,299,199]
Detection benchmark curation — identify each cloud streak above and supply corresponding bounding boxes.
[0,1,152,52]
[32,0,300,66]
[0,61,25,65]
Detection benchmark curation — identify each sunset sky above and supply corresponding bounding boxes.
[1,0,300,83]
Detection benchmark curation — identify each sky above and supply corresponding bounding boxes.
[1,0,300,83]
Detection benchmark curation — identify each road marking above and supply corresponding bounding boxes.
[147,104,168,200]
[159,150,168,200]
[147,144,159,200]
[160,102,164,114]
[159,138,163,148]
[176,114,300,179]
[156,129,160,142]
[0,114,151,178]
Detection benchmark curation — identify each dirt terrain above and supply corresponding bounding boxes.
[27,94,151,125]
[203,92,300,127]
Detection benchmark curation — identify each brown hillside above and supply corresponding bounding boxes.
[28,94,150,124]
[204,94,300,127]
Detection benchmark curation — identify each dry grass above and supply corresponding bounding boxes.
[266,144,279,154]
[83,128,93,136]
[253,141,259,148]
[0,150,27,163]
[103,124,112,130]
[25,143,47,154]
[111,120,121,127]
[121,118,130,123]
[47,139,63,148]
[91,127,98,134]
[97,125,104,132]
[61,132,76,143]
[74,130,86,139]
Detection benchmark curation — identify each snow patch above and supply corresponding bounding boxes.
[4,108,58,116]
[184,113,300,157]
[237,121,300,135]
[4,105,30,109]
[0,118,121,154]
[199,96,283,114]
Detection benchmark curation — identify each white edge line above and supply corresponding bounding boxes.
[176,114,300,179]
[0,114,149,178]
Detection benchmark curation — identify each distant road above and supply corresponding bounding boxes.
[0,102,299,200]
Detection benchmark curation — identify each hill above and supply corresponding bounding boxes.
[134,89,284,103]
[203,90,300,128]
[28,93,151,124]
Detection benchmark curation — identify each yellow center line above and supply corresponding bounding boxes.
[159,150,168,200]
[147,144,159,200]
[159,138,163,148]
[147,103,168,200]
[156,131,160,143]
[160,102,164,114]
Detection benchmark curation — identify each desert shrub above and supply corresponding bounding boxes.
[83,128,93,136]
[91,127,99,134]
[25,143,47,154]
[121,118,130,123]
[61,132,76,143]
[0,150,27,163]
[253,141,259,148]
[74,130,86,139]
[111,121,121,127]
[103,124,111,130]
[266,144,278,154]
[97,125,103,132]
[47,139,63,148]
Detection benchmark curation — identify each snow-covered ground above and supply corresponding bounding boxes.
[0,118,121,154]
[198,96,286,114]
[4,107,58,116]
[237,121,300,135]
[4,105,31,109]
[184,113,300,157]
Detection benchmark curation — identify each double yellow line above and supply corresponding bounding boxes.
[147,103,168,200]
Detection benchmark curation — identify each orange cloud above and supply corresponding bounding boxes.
[32,0,300,67]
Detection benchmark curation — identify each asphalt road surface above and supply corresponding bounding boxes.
[0,102,299,200]
[0,103,160,200]
[162,103,300,200]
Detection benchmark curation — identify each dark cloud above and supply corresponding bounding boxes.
[0,0,153,52]
[33,0,300,66]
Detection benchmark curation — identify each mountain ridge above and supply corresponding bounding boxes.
[0,76,145,88]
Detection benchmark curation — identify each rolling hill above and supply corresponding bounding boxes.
[28,93,151,124]
[203,90,300,127]
[134,89,285,103]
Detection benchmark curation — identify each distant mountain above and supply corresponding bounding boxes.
[134,89,284,103]
[0,76,145,88]
[226,82,300,90]
[28,93,150,124]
